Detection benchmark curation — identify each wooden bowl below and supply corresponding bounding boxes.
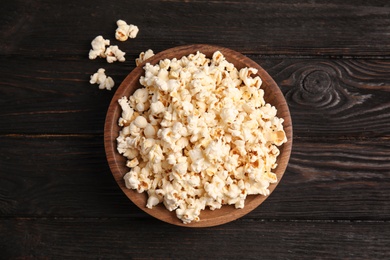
[104,44,292,227]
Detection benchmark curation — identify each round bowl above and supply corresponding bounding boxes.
[104,44,292,227]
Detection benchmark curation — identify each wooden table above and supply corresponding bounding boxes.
[1,1,389,259]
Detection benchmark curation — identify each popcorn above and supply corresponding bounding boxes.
[89,35,110,60]
[239,67,262,88]
[126,157,139,168]
[89,68,115,90]
[115,19,139,41]
[144,124,157,138]
[136,49,155,66]
[105,45,126,63]
[117,96,134,126]
[150,101,165,115]
[133,115,148,128]
[220,106,239,124]
[117,51,287,224]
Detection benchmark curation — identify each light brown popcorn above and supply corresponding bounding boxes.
[116,51,287,224]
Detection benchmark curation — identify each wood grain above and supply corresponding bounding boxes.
[1,0,390,258]
[1,135,388,220]
[0,134,141,217]
[261,58,390,138]
[1,57,389,137]
[0,218,388,259]
[1,1,390,57]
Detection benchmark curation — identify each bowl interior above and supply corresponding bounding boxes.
[104,44,292,227]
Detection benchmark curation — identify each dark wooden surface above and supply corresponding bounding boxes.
[1,0,389,259]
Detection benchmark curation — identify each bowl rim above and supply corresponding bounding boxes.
[104,44,293,227]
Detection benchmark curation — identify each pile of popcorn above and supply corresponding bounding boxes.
[116,50,287,224]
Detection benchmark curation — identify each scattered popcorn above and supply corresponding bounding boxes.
[117,51,287,224]
[89,35,110,60]
[105,45,126,63]
[90,68,115,90]
[115,19,139,41]
[136,49,155,66]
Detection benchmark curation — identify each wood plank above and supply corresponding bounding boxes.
[1,1,390,57]
[0,135,389,220]
[1,57,389,137]
[1,1,388,259]
[0,218,388,259]
[261,58,390,138]
[0,134,145,218]
[0,57,129,134]
[268,139,390,220]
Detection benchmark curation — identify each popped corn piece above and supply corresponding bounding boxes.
[146,190,162,209]
[150,101,165,115]
[128,123,141,136]
[144,123,157,138]
[212,50,225,64]
[118,96,134,126]
[163,183,181,211]
[123,166,141,190]
[136,49,155,66]
[133,115,148,128]
[131,88,149,104]
[272,130,287,146]
[239,67,262,88]
[175,198,205,224]
[188,147,208,173]
[220,106,239,124]
[126,157,139,168]
[173,160,188,175]
[105,45,126,63]
[204,174,225,201]
[148,143,164,164]
[181,101,194,116]
[89,35,110,60]
[89,68,115,90]
[204,139,229,163]
[116,50,287,224]
[260,103,277,119]
[115,19,139,41]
